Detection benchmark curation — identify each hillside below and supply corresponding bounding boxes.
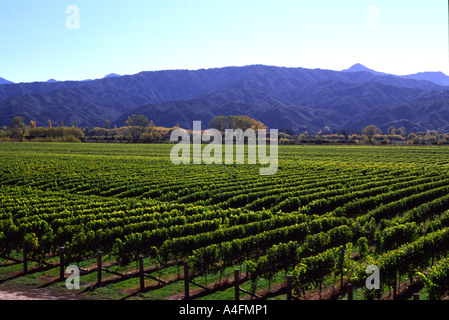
[114,79,431,133]
[1,64,449,133]
[0,77,13,85]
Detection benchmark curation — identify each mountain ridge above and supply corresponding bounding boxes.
[343,63,449,87]
[342,63,391,76]
[2,64,449,134]
[0,77,14,85]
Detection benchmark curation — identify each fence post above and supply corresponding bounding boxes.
[59,247,65,280]
[184,262,190,299]
[347,283,353,300]
[97,251,103,286]
[139,255,145,292]
[22,241,27,275]
[286,275,293,300]
[234,269,240,301]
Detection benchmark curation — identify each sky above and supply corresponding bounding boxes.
[0,0,448,83]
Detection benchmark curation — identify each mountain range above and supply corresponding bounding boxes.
[2,64,449,134]
[0,77,14,85]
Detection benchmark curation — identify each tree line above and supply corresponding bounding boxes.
[0,117,84,142]
[281,125,449,146]
[3,115,449,146]
[87,114,267,144]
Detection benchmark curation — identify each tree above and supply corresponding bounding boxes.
[47,120,52,129]
[10,116,27,141]
[209,116,228,132]
[279,127,295,136]
[387,126,396,135]
[401,127,408,135]
[105,120,110,130]
[362,125,381,145]
[407,133,417,141]
[397,127,406,136]
[209,115,266,132]
[126,114,149,143]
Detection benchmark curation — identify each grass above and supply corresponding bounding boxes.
[1,253,292,300]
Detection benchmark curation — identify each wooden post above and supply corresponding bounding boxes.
[286,275,293,301]
[22,241,27,275]
[184,262,190,299]
[97,251,103,286]
[347,283,353,300]
[340,246,345,288]
[413,293,419,300]
[392,270,400,300]
[139,255,145,292]
[234,269,240,301]
[59,247,65,280]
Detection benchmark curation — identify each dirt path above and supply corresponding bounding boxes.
[0,291,41,300]
[0,288,76,300]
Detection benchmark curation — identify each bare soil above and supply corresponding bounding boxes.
[0,288,76,300]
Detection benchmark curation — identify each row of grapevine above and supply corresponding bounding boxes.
[2,143,449,299]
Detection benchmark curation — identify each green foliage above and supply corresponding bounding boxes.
[1,143,449,299]
[356,237,369,259]
[29,126,84,142]
[292,247,340,298]
[125,114,149,143]
[9,116,27,141]
[419,257,449,300]
[209,115,266,132]
[374,222,419,252]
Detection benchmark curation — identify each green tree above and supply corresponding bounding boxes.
[10,116,27,141]
[126,114,149,143]
[362,125,381,145]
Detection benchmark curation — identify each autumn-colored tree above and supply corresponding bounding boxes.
[209,115,266,132]
[387,126,396,135]
[29,120,37,129]
[47,120,52,129]
[397,127,406,136]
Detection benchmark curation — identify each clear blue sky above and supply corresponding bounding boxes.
[0,0,447,83]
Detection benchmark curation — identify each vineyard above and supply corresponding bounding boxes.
[1,142,449,300]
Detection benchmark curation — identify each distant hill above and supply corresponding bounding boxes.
[113,79,431,133]
[401,72,449,87]
[0,77,13,85]
[345,90,449,133]
[103,73,121,79]
[343,63,449,88]
[2,64,449,133]
[342,63,391,77]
